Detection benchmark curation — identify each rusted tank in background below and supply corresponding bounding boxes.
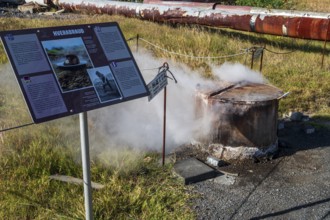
[52,0,330,41]
[195,82,285,160]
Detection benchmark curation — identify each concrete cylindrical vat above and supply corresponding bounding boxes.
[196,82,284,160]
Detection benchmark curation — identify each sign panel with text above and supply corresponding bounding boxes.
[0,22,148,123]
[147,70,168,101]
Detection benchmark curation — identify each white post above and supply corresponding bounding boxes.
[79,112,93,220]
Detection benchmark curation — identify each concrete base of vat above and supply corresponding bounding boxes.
[209,140,278,161]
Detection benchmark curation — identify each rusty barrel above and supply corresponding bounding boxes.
[196,82,283,151]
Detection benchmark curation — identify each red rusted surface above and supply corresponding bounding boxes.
[60,2,137,17]
[254,16,286,36]
[57,0,330,41]
[144,0,216,8]
[195,83,282,148]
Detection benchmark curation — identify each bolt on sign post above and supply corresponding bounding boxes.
[0,22,149,220]
[147,63,177,166]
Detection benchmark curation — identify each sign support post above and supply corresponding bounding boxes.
[79,112,93,220]
[162,86,167,166]
[147,63,177,167]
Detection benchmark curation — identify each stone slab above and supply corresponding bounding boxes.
[173,158,216,185]
[49,175,104,190]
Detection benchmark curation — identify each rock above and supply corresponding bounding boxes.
[290,112,304,122]
[304,125,315,134]
[214,174,236,185]
[18,3,34,14]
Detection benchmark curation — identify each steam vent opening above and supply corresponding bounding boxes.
[195,81,284,161]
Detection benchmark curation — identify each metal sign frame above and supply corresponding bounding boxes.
[0,22,148,123]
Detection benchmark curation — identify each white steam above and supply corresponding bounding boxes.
[0,52,267,157]
[90,51,214,153]
[212,62,266,84]
[90,52,267,154]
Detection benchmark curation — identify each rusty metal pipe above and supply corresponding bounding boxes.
[54,0,330,41]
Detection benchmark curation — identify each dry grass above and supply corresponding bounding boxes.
[292,0,330,12]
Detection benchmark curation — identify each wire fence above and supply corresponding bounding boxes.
[127,35,305,73]
[127,35,298,63]
[139,38,250,60]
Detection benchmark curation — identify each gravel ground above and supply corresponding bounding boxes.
[186,120,330,220]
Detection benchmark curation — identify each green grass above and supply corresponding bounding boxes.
[0,1,329,218]
[0,122,194,219]
[0,66,193,218]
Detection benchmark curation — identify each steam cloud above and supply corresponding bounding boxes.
[0,52,267,157]
[91,51,267,154]
[90,51,213,154]
[212,62,266,84]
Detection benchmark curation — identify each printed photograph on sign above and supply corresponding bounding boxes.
[41,37,93,92]
[87,66,122,103]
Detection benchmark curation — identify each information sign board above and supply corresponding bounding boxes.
[147,70,168,101]
[0,22,148,123]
